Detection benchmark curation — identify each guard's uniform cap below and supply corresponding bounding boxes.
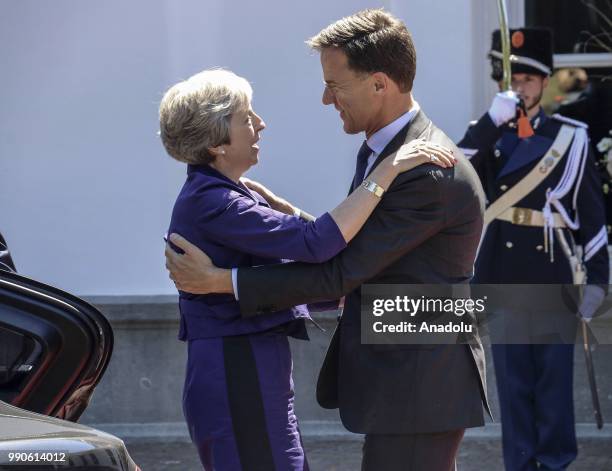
[489,28,553,81]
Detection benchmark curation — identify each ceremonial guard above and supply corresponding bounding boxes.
[459,28,609,470]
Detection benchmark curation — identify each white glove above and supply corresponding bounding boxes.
[488,91,519,127]
[577,285,606,322]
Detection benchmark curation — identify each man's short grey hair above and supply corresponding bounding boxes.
[159,69,253,165]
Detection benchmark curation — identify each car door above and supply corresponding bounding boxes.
[0,233,16,272]
[0,267,113,422]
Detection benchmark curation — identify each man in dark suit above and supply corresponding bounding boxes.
[166,9,489,470]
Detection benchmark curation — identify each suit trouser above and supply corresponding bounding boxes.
[492,344,577,471]
[361,429,465,471]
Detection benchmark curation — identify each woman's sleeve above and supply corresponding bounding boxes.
[197,194,347,263]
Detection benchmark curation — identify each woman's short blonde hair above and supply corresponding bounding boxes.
[159,69,253,164]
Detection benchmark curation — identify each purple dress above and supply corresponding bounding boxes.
[168,164,346,470]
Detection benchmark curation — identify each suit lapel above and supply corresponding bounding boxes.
[497,133,554,179]
[365,110,432,180]
[496,109,553,179]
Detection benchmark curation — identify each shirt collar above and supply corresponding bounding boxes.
[188,163,231,181]
[187,164,257,200]
[366,100,421,155]
[531,107,547,129]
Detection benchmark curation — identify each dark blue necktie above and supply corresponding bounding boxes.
[351,140,372,192]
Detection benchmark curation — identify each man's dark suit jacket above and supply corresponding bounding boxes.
[238,110,491,434]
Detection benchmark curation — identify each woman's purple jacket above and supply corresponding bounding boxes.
[167,164,346,341]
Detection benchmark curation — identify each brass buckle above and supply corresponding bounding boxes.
[512,207,533,226]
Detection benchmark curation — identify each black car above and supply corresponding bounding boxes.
[0,234,139,470]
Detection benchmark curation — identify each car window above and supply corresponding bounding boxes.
[0,326,42,404]
[0,233,16,273]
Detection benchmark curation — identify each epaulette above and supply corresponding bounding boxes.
[552,113,589,129]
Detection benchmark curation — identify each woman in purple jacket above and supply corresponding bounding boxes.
[160,69,454,471]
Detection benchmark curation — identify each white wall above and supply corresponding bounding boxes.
[0,0,509,295]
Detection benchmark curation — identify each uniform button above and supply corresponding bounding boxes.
[494,149,501,158]
[536,245,543,251]
[500,185,508,191]
[506,241,513,248]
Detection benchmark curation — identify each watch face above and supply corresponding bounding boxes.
[362,180,384,197]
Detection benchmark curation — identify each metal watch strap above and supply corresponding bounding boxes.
[361,179,385,198]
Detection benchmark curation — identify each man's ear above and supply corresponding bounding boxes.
[542,76,549,89]
[372,72,389,94]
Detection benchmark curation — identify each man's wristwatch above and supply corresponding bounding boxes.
[361,179,385,198]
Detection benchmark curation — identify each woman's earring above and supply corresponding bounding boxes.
[220,148,226,155]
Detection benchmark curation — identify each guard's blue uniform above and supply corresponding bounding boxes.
[459,110,609,470]
[168,164,346,470]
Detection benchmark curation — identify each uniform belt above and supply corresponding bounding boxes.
[496,207,567,228]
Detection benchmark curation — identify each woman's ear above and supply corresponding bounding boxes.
[208,146,226,158]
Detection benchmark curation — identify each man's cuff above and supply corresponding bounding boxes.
[469,112,503,146]
[231,268,239,300]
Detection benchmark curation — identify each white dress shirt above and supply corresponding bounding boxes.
[362,100,420,177]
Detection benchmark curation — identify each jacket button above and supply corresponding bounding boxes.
[536,245,543,251]
[500,185,508,191]
[506,241,513,248]
[494,149,501,158]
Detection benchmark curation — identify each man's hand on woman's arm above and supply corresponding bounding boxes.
[165,234,233,295]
